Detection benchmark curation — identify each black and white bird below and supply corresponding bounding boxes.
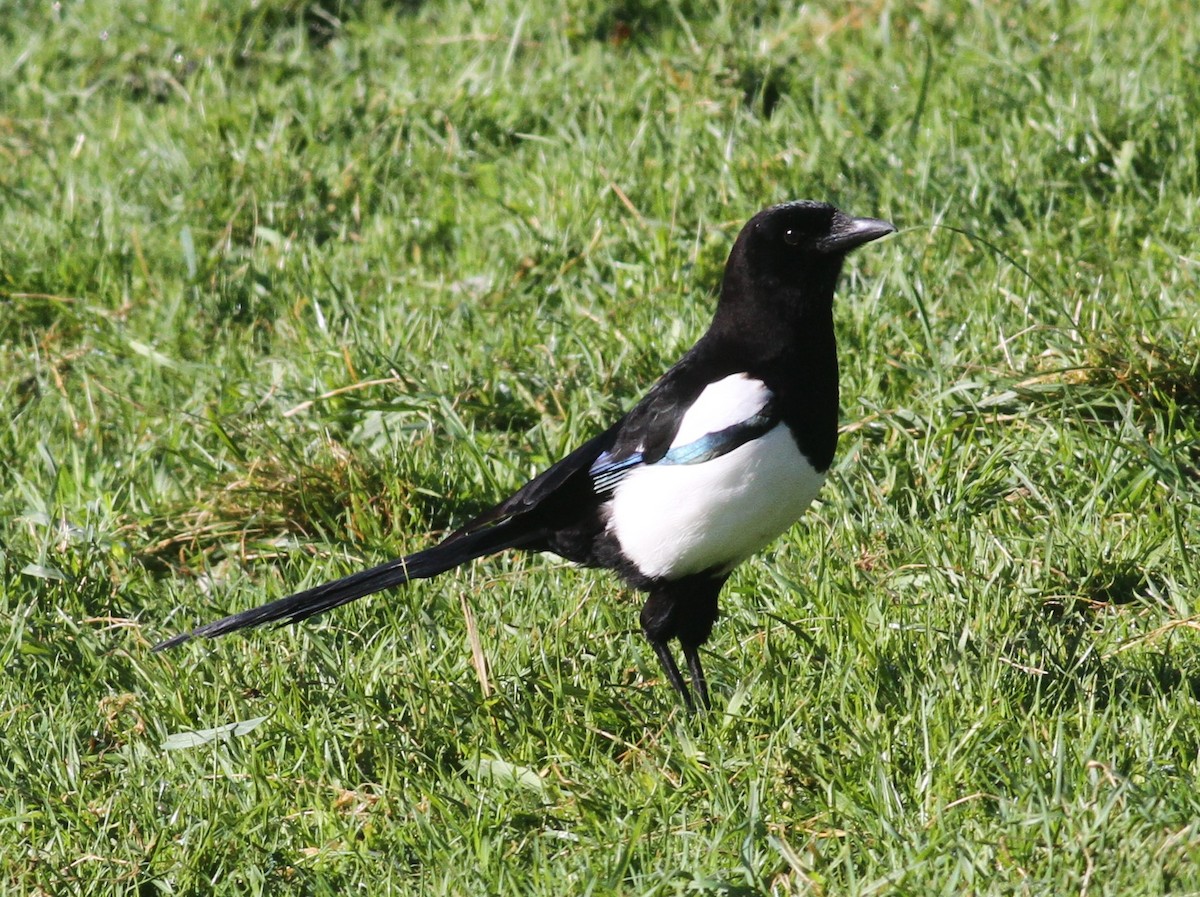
[155,200,895,711]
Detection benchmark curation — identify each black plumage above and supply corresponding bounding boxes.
[155,201,894,711]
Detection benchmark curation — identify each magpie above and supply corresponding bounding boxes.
[154,200,894,711]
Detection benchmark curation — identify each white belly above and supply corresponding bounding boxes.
[605,423,826,580]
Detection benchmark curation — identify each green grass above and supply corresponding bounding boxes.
[3,0,1200,893]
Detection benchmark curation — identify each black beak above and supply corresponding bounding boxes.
[819,214,896,254]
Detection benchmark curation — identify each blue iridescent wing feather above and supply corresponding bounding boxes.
[588,401,778,494]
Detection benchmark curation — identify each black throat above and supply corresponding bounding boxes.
[700,257,844,471]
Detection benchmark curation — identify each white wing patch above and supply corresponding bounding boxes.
[670,373,773,448]
[605,422,826,581]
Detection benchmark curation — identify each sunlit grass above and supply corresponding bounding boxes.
[2,0,1199,893]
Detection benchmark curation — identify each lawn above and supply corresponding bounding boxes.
[2,0,1199,893]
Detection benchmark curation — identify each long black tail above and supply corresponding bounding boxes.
[152,522,531,651]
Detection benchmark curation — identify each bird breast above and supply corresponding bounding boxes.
[605,422,826,581]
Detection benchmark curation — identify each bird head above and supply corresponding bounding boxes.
[715,200,895,331]
[740,199,893,276]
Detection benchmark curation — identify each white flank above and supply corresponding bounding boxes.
[669,373,773,447]
[606,422,826,580]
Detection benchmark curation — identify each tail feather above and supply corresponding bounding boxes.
[153,523,530,651]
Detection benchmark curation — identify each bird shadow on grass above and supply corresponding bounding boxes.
[865,552,1198,735]
[230,0,427,53]
[1011,583,1200,713]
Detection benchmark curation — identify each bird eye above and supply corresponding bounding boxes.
[783,228,801,246]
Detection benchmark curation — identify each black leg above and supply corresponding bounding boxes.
[640,574,727,712]
[680,642,710,711]
[649,638,695,713]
